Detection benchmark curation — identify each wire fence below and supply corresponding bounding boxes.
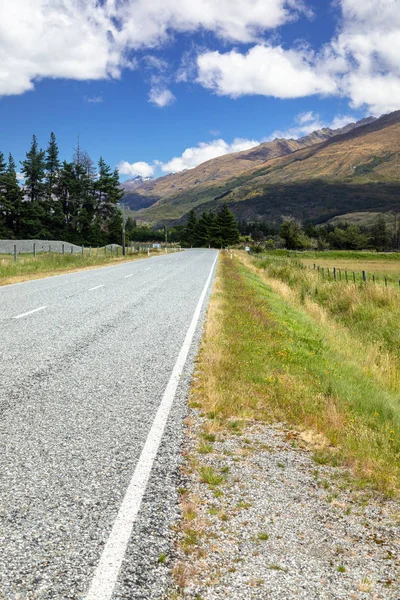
[311,263,400,288]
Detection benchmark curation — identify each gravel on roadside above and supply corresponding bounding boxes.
[169,414,400,599]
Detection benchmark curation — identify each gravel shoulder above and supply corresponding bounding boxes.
[169,413,400,599]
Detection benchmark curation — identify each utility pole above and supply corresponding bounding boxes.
[164,225,168,246]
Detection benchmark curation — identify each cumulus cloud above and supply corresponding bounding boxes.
[148,87,176,107]
[118,136,259,178]
[118,160,155,178]
[194,0,400,113]
[160,138,259,173]
[0,0,304,97]
[197,45,337,99]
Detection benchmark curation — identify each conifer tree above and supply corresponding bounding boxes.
[184,210,198,246]
[21,135,45,203]
[45,132,60,201]
[215,203,240,246]
[4,154,23,235]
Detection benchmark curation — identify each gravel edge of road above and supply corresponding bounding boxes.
[167,413,400,599]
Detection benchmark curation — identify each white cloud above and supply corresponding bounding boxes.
[197,45,337,99]
[0,0,304,97]
[194,0,400,113]
[148,87,176,107]
[319,0,400,113]
[267,111,356,140]
[16,172,24,181]
[84,95,103,103]
[160,138,259,173]
[117,161,155,178]
[118,136,259,178]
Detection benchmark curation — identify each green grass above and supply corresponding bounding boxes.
[199,466,224,486]
[0,249,153,285]
[192,253,400,495]
[255,253,400,364]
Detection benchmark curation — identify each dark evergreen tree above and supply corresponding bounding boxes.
[215,203,240,246]
[45,132,60,201]
[3,154,23,236]
[196,212,215,246]
[21,135,45,203]
[184,210,198,246]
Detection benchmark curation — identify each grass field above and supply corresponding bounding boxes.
[0,248,156,286]
[190,251,400,496]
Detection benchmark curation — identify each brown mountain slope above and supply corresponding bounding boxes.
[135,110,400,225]
[123,117,374,211]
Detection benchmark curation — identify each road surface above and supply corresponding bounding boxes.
[0,249,218,599]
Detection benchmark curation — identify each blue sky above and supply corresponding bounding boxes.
[1,1,399,180]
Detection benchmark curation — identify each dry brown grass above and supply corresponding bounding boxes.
[0,251,157,286]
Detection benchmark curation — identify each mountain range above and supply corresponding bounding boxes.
[122,111,400,226]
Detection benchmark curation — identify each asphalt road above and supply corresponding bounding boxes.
[0,249,218,599]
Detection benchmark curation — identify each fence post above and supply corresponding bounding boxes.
[362,270,367,282]
[71,246,74,255]
[82,245,84,257]
[333,267,337,281]
[345,270,348,282]
[327,267,330,279]
[89,247,92,257]
[49,244,51,253]
[117,246,119,257]
[353,271,356,283]
[313,263,316,270]
[373,274,375,283]
[385,277,387,287]
[33,243,36,258]
[339,269,342,281]
[62,244,65,256]
[14,244,17,263]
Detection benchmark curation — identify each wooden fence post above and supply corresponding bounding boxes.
[362,270,367,282]
[62,244,65,256]
[333,267,337,281]
[33,243,36,258]
[14,244,17,263]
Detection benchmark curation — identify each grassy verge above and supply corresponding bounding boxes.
[190,252,400,496]
[0,250,157,286]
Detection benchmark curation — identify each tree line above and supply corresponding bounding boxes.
[240,214,400,252]
[0,133,124,245]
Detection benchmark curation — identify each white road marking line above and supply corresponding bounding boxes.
[124,274,134,278]
[12,306,48,319]
[89,285,104,291]
[84,253,218,600]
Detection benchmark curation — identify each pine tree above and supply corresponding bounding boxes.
[4,154,23,236]
[215,203,240,246]
[196,211,215,247]
[21,135,46,203]
[45,132,60,201]
[184,210,198,246]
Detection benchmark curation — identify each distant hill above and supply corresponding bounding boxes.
[125,111,400,226]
